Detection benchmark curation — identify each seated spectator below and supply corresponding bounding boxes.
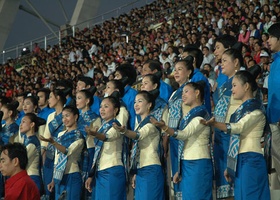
[0,143,40,200]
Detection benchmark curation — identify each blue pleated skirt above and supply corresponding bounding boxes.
[135,164,164,200]
[55,172,82,200]
[181,159,213,200]
[95,165,126,200]
[234,152,270,200]
[169,137,182,193]
[43,157,54,196]
[214,129,234,198]
[30,175,42,192]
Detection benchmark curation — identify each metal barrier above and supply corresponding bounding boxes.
[0,0,155,64]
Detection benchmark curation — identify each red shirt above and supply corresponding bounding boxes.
[5,170,40,200]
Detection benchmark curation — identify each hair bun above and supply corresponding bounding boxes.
[110,91,121,100]
[37,117,46,126]
[247,65,262,80]
[120,76,129,86]
[184,55,194,64]
[149,89,160,99]
[231,42,243,52]
[154,70,162,79]
[10,101,19,110]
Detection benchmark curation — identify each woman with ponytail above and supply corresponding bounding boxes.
[113,91,164,200]
[104,80,129,127]
[0,101,19,145]
[40,105,84,200]
[0,101,19,198]
[85,96,126,200]
[212,48,244,199]
[152,82,213,200]
[41,88,68,199]
[20,112,45,192]
[202,71,270,200]
[76,86,101,199]
[140,74,169,183]
[166,55,194,198]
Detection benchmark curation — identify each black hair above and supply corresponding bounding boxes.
[234,70,258,92]
[102,96,120,116]
[175,55,194,79]
[24,112,46,132]
[183,45,204,68]
[268,23,280,39]
[62,105,80,121]
[143,74,160,89]
[78,87,96,106]
[144,60,162,75]
[136,91,155,111]
[115,63,137,86]
[36,88,51,100]
[2,101,19,119]
[214,34,237,49]
[52,89,67,106]
[185,81,205,102]
[107,80,125,97]
[1,143,28,170]
[24,96,39,108]
[223,49,244,68]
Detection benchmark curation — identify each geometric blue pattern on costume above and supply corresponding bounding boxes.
[89,118,120,178]
[130,115,152,173]
[53,129,83,184]
[227,98,263,180]
[168,82,187,129]
[214,77,233,123]
[178,105,210,175]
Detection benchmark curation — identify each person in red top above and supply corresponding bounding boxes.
[0,143,40,200]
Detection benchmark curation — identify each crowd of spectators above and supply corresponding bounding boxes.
[0,0,278,102]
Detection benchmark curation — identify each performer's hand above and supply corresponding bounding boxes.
[112,123,126,133]
[131,174,136,189]
[173,172,182,184]
[85,177,93,193]
[85,126,98,136]
[47,180,55,192]
[150,117,166,129]
[39,135,54,144]
[200,117,216,126]
[224,169,232,183]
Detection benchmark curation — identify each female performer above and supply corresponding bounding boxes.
[151,82,213,199]
[41,88,68,199]
[85,96,126,200]
[104,80,129,126]
[0,101,19,145]
[40,105,85,200]
[76,87,101,199]
[114,91,164,199]
[167,56,194,197]
[20,113,44,192]
[202,71,270,199]
[213,49,243,199]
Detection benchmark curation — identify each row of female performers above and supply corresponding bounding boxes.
[0,51,270,200]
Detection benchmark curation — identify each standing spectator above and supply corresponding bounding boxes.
[0,143,40,200]
[33,43,40,55]
[267,22,280,190]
